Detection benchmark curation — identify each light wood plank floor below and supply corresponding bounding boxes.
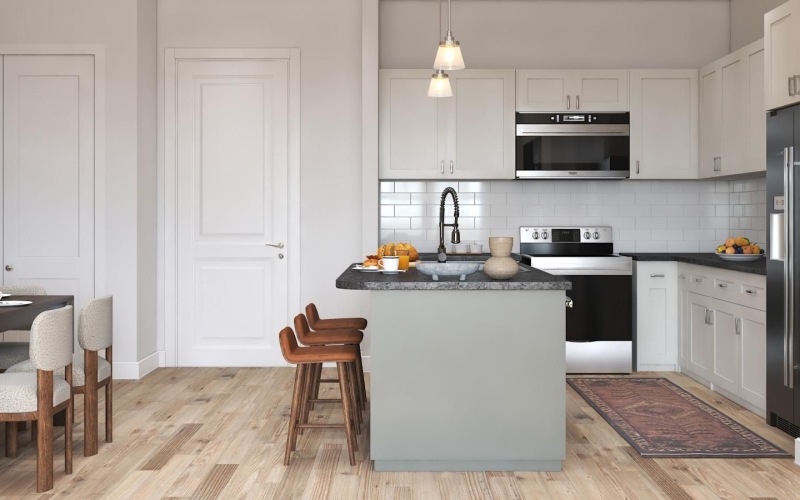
[0,369,798,499]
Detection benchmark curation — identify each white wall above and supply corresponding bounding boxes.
[380,0,730,69]
[0,0,153,375]
[730,0,786,51]
[156,0,365,355]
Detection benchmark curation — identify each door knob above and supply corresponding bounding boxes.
[265,242,284,249]
[4,265,12,271]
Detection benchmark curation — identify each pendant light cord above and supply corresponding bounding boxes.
[438,0,442,43]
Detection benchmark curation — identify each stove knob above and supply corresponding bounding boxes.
[532,231,539,240]
[593,231,599,240]
[583,231,590,240]
[542,231,548,240]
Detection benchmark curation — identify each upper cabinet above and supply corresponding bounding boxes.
[765,0,800,111]
[379,69,515,180]
[699,40,765,178]
[516,70,628,112]
[629,70,699,179]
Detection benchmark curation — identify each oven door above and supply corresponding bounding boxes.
[564,274,632,342]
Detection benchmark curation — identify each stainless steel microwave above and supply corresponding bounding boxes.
[515,112,630,179]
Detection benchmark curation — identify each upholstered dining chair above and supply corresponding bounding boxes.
[0,305,73,492]
[8,295,112,457]
[0,285,47,372]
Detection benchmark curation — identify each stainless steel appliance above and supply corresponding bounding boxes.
[519,226,632,373]
[515,112,630,179]
[767,105,800,437]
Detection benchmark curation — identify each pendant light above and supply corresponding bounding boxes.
[433,0,465,71]
[428,69,453,97]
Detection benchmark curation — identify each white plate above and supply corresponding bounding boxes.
[0,300,32,307]
[716,253,764,262]
[0,293,10,299]
[380,269,406,274]
[359,268,380,273]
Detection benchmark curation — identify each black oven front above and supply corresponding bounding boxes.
[515,112,630,179]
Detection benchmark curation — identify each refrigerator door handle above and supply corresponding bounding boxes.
[789,146,795,389]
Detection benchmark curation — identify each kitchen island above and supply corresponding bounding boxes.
[336,263,571,472]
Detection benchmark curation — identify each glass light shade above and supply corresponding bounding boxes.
[428,71,453,97]
[433,41,465,71]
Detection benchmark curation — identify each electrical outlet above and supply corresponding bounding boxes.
[774,196,785,210]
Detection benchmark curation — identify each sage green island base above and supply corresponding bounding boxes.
[370,289,566,472]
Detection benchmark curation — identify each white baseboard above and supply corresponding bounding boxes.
[362,355,370,373]
[795,438,800,466]
[113,351,160,380]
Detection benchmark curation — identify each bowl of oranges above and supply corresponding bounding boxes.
[715,237,765,261]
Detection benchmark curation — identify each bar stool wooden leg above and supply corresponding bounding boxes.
[336,362,356,466]
[284,364,305,465]
[106,346,113,443]
[355,345,368,405]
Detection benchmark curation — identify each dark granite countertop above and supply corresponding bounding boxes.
[621,253,766,276]
[336,261,572,291]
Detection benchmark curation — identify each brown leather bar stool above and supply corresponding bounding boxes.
[279,326,359,466]
[294,314,366,422]
[304,303,368,408]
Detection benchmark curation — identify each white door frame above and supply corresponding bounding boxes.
[163,48,301,367]
[0,44,106,300]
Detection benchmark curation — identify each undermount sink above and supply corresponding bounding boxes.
[415,262,480,281]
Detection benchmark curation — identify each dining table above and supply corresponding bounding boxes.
[0,295,75,332]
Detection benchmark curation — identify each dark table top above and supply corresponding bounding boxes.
[0,295,74,332]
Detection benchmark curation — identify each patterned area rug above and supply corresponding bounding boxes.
[568,377,792,458]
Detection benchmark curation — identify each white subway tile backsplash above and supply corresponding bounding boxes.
[378,177,765,252]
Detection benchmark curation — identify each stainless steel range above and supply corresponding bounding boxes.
[519,226,632,373]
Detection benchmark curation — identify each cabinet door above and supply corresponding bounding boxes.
[765,0,800,111]
[516,70,573,112]
[699,63,721,178]
[738,306,767,411]
[635,262,678,370]
[687,292,713,381]
[747,42,766,174]
[711,299,739,395]
[379,70,446,179]
[630,70,698,179]
[572,70,629,111]
[448,70,515,179]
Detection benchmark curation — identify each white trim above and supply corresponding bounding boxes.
[162,48,301,367]
[0,45,106,299]
[795,438,799,466]
[113,351,159,380]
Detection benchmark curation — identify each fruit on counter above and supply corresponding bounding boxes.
[377,242,419,261]
[715,236,764,255]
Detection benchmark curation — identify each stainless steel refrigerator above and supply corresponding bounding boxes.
[767,104,800,437]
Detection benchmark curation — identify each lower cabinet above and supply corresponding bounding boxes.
[635,262,679,370]
[677,263,767,416]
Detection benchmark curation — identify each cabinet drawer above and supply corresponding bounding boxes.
[739,282,766,311]
[713,278,738,302]
[689,273,712,293]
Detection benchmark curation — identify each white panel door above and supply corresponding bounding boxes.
[177,59,288,366]
[711,299,739,395]
[764,0,800,111]
[2,55,95,335]
[516,70,572,111]
[699,64,721,178]
[687,292,713,380]
[738,306,767,410]
[573,70,629,111]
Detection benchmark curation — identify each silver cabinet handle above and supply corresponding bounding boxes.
[566,95,570,110]
[450,161,454,174]
[735,317,741,336]
[745,289,756,295]
[4,265,12,272]
[265,242,284,249]
[791,76,796,97]
[708,310,714,326]
[718,283,728,288]
[440,161,445,174]
[704,310,709,325]
[649,274,664,278]
[636,160,640,175]
[695,278,703,283]
[795,76,800,97]
[576,95,580,110]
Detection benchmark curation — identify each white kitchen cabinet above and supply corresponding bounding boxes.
[699,39,765,178]
[765,0,800,111]
[629,70,698,179]
[635,262,679,371]
[516,70,628,112]
[677,263,767,416]
[379,69,515,180]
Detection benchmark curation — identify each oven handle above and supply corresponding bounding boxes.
[565,297,573,309]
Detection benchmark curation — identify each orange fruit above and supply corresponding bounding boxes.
[725,247,736,254]
[725,238,735,248]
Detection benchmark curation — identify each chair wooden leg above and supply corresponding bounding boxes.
[106,346,113,443]
[336,362,356,466]
[5,422,18,458]
[284,364,304,465]
[36,370,54,493]
[84,350,99,456]
[65,395,73,475]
